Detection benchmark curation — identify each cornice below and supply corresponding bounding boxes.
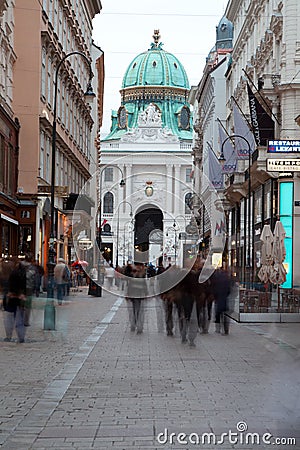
[120,85,189,103]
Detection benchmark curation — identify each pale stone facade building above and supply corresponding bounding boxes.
[100,32,196,268]
[192,0,300,290]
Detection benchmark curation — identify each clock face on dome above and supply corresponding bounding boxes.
[118,106,127,129]
[180,106,190,130]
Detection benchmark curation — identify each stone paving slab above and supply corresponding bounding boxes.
[1,288,300,449]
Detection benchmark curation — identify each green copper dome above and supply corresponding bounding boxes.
[122,40,190,89]
[104,30,193,142]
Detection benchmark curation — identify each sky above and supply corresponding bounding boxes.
[92,0,227,136]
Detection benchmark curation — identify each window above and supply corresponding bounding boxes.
[103,223,112,234]
[264,181,272,219]
[21,210,31,219]
[47,56,52,105]
[103,192,114,214]
[185,192,193,214]
[57,75,61,120]
[40,131,45,179]
[185,168,192,182]
[7,144,14,195]
[0,134,4,189]
[46,136,50,183]
[61,82,65,126]
[41,47,46,98]
[254,186,262,223]
[104,167,113,182]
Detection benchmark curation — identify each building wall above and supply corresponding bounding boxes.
[14,0,40,193]
[100,143,193,267]
[11,0,101,264]
[0,0,15,115]
[223,0,300,286]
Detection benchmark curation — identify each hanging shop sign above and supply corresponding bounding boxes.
[267,159,300,172]
[267,140,300,153]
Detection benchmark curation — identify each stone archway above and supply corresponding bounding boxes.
[134,205,163,264]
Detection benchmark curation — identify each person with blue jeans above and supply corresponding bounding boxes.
[54,258,68,305]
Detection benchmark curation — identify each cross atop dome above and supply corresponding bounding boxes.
[150,29,163,50]
[153,29,161,46]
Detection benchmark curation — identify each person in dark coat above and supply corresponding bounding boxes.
[210,267,231,335]
[3,262,27,342]
[178,269,199,346]
[126,263,148,334]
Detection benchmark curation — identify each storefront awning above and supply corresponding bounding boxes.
[0,213,19,225]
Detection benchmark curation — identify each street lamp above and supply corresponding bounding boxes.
[219,134,252,286]
[174,214,187,264]
[97,165,125,275]
[166,225,178,266]
[116,201,133,268]
[122,219,135,265]
[45,51,95,330]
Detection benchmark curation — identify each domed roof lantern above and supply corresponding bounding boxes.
[216,16,233,50]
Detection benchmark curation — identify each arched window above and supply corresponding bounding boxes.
[103,192,114,214]
[103,223,111,234]
[185,192,193,214]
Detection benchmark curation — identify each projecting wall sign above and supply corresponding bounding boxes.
[267,140,300,153]
[267,158,300,172]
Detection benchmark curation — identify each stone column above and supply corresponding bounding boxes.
[125,164,132,213]
[174,164,181,216]
[166,164,173,214]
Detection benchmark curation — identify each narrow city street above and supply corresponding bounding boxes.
[0,288,300,450]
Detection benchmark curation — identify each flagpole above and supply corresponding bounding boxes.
[242,69,280,125]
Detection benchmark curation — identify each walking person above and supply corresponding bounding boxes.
[159,265,181,337]
[126,263,147,334]
[54,258,68,305]
[155,258,166,333]
[3,261,27,343]
[34,259,44,297]
[22,253,37,326]
[211,267,231,335]
[105,263,115,289]
[177,270,199,347]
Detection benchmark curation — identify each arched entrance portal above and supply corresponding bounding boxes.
[134,206,163,264]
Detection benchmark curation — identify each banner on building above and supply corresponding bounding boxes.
[208,145,223,190]
[232,102,256,159]
[218,122,237,173]
[247,83,274,147]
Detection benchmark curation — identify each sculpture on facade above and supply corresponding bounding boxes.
[138,103,162,127]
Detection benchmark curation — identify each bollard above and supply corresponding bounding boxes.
[44,257,56,330]
[44,299,56,330]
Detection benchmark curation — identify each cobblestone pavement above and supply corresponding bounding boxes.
[0,287,300,449]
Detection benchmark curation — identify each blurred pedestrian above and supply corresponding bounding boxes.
[210,267,231,335]
[34,260,44,297]
[0,258,15,312]
[22,253,37,327]
[126,263,147,334]
[54,258,68,305]
[178,270,198,347]
[105,263,115,288]
[3,261,27,342]
[159,266,181,337]
[155,258,166,332]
